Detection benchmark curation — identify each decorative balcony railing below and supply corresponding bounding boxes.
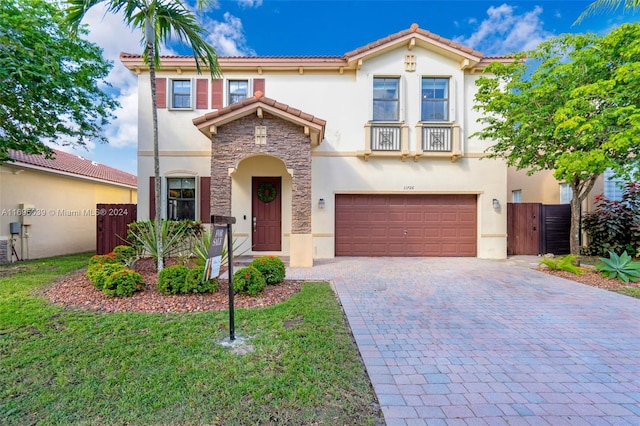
[421,126,452,152]
[359,122,461,161]
[415,123,462,162]
[371,126,401,151]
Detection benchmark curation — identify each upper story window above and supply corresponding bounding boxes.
[373,77,400,121]
[171,80,191,109]
[604,168,626,201]
[228,80,249,105]
[421,77,449,121]
[560,183,573,204]
[512,189,522,203]
[167,177,195,220]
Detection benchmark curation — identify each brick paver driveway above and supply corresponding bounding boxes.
[286,258,640,425]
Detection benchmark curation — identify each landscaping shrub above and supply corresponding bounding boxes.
[250,256,286,284]
[596,251,640,283]
[157,265,190,295]
[538,254,582,275]
[113,245,136,265]
[184,266,218,294]
[156,265,217,295]
[91,263,127,290]
[582,182,640,257]
[103,268,145,297]
[88,252,118,268]
[127,220,202,261]
[233,266,266,296]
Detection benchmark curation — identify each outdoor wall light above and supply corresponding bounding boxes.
[492,198,500,209]
[318,198,325,209]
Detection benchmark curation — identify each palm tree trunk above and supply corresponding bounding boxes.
[148,41,163,272]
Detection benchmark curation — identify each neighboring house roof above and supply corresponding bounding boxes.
[193,91,326,145]
[7,149,137,188]
[120,24,510,74]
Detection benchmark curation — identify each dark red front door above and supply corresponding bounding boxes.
[252,177,281,251]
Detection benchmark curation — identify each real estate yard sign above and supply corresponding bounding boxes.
[204,225,227,281]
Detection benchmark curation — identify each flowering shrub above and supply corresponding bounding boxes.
[90,263,127,290]
[233,266,266,296]
[250,256,286,285]
[113,245,136,266]
[103,269,145,297]
[582,182,640,257]
[88,252,118,268]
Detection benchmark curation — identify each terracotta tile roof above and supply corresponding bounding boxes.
[121,24,509,71]
[8,149,137,188]
[120,53,343,60]
[193,91,326,127]
[344,23,484,59]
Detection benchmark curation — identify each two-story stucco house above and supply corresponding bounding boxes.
[121,24,511,267]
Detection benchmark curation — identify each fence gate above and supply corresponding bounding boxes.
[540,204,571,255]
[507,203,571,256]
[96,204,137,254]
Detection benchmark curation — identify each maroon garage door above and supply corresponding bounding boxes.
[335,194,477,257]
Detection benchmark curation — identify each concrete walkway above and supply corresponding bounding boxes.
[286,257,640,425]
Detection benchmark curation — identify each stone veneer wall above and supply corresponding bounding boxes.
[210,113,312,234]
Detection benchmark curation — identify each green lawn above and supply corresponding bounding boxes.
[0,254,381,425]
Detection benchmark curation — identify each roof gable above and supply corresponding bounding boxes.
[193,92,326,145]
[345,23,484,70]
[7,149,137,188]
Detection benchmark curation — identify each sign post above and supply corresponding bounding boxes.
[211,215,237,341]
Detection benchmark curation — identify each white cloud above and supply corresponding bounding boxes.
[69,4,140,157]
[237,0,263,8]
[205,12,256,56]
[105,86,139,149]
[454,4,554,55]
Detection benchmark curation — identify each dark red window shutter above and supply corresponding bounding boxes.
[156,78,167,109]
[211,79,223,109]
[200,177,211,223]
[253,78,265,96]
[196,79,208,109]
[149,177,156,220]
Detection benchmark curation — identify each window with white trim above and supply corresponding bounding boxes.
[604,169,625,201]
[167,177,196,220]
[421,77,449,121]
[512,189,522,203]
[228,80,249,105]
[171,79,191,109]
[559,183,573,204]
[373,77,400,121]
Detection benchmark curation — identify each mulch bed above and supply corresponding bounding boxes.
[43,258,303,313]
[540,267,640,290]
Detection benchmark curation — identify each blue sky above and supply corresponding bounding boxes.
[66,0,640,175]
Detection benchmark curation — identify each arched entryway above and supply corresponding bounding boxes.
[193,94,325,267]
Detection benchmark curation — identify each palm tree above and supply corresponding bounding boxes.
[65,0,220,272]
[575,0,640,23]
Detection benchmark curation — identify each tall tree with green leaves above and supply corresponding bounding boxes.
[65,0,220,272]
[474,23,640,254]
[575,0,640,24]
[0,0,118,163]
